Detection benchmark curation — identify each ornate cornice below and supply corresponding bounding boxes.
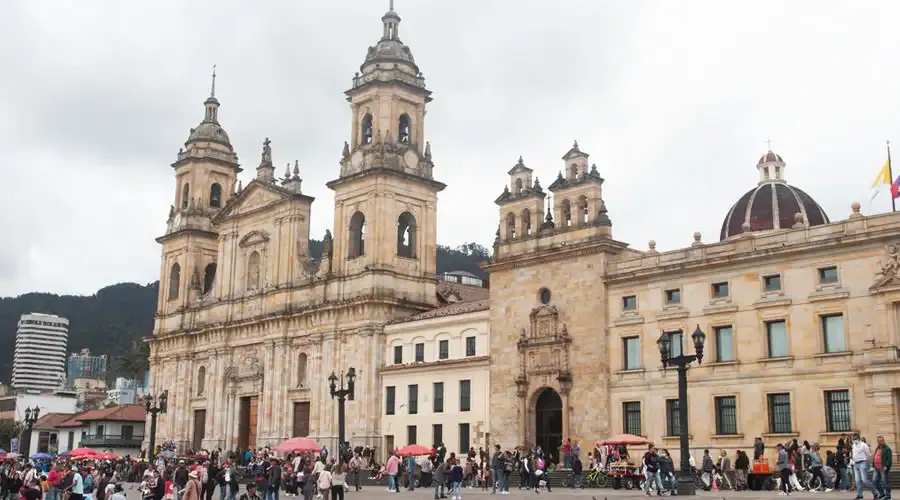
[484,238,628,273]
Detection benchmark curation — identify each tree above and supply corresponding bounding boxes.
[116,338,149,381]
[0,420,23,451]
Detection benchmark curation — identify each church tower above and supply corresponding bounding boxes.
[155,70,240,318]
[327,2,444,307]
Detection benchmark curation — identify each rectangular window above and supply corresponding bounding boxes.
[825,390,851,432]
[715,326,735,362]
[407,425,417,446]
[408,384,418,414]
[623,337,641,370]
[763,274,782,292]
[415,343,424,363]
[818,266,839,284]
[433,382,444,413]
[385,386,395,415]
[439,340,449,360]
[712,282,729,298]
[766,320,788,358]
[623,402,641,436]
[459,380,471,411]
[714,396,738,435]
[667,331,683,358]
[458,423,470,455]
[822,314,846,353]
[622,295,637,312]
[665,289,681,305]
[393,345,403,365]
[767,393,792,434]
[432,424,443,446]
[665,399,682,436]
[465,336,476,357]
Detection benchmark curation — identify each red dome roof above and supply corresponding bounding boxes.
[720,182,829,240]
[758,151,784,164]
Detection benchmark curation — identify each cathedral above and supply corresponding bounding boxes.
[149,4,900,461]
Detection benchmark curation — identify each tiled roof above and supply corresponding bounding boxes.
[56,404,146,428]
[33,413,75,430]
[390,298,489,324]
[435,282,489,304]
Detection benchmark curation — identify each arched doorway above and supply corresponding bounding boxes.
[535,388,563,464]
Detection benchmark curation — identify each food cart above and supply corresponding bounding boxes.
[749,456,777,490]
[596,433,653,490]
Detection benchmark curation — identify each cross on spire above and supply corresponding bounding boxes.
[211,64,217,98]
[767,137,772,150]
[389,0,394,11]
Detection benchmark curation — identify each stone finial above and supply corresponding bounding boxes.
[168,205,175,219]
[850,201,862,218]
[542,203,555,230]
[556,171,564,181]
[572,140,579,149]
[424,141,432,160]
[342,141,350,160]
[503,185,509,194]
[792,212,805,229]
[648,240,657,253]
[533,176,542,191]
[261,137,272,164]
[692,231,703,247]
[590,163,599,176]
[595,200,611,227]
[293,160,300,178]
[237,180,243,193]
[284,162,291,179]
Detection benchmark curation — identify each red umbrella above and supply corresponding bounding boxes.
[596,434,653,447]
[395,444,431,456]
[69,448,98,458]
[274,437,321,453]
[95,452,119,460]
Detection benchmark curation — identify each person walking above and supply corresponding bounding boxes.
[776,444,792,496]
[873,436,893,500]
[851,433,873,500]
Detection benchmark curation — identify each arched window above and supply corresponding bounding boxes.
[521,208,532,236]
[397,212,417,258]
[168,263,181,300]
[181,183,190,209]
[398,114,411,144]
[567,163,578,180]
[505,212,516,240]
[247,251,261,290]
[514,178,523,195]
[297,353,308,387]
[577,195,589,225]
[197,366,206,396]
[349,211,366,258]
[203,263,217,294]
[209,183,222,208]
[561,199,572,227]
[361,114,373,146]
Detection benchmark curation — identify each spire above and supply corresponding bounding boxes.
[382,0,401,40]
[284,162,291,179]
[203,65,220,123]
[293,160,300,178]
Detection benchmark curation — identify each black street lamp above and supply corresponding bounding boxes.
[328,367,356,466]
[657,324,706,496]
[20,406,40,456]
[144,390,168,462]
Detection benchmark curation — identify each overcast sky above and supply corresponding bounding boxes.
[1,0,899,297]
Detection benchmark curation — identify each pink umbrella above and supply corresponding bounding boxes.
[274,437,321,453]
[395,444,432,456]
[69,448,98,458]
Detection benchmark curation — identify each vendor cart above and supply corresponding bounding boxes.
[749,457,777,491]
[607,461,643,490]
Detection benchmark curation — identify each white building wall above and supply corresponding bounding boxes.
[382,309,490,460]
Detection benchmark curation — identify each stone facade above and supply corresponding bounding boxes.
[486,144,900,464]
[147,5,445,453]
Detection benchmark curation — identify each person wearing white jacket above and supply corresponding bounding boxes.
[850,434,873,500]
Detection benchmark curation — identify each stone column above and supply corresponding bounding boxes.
[260,341,276,443]
[560,390,570,442]
[518,396,527,447]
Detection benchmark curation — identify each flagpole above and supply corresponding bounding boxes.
[890,140,896,212]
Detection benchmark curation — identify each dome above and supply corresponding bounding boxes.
[364,38,418,70]
[758,150,783,164]
[720,181,830,240]
[186,121,232,148]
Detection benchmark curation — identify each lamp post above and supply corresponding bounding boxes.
[657,324,706,496]
[144,390,168,462]
[328,367,356,466]
[20,406,40,456]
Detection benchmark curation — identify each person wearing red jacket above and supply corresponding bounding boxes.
[46,466,62,500]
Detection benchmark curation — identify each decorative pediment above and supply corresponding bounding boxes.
[213,181,291,222]
[528,305,561,339]
[239,230,270,248]
[870,242,900,293]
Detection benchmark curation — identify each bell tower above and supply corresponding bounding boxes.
[326,2,444,307]
[156,69,240,318]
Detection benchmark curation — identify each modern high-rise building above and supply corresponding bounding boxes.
[67,349,108,383]
[11,313,69,391]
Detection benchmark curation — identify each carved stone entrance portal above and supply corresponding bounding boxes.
[535,388,563,463]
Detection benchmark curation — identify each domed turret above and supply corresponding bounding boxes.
[184,67,233,153]
[719,149,829,240]
[351,0,426,93]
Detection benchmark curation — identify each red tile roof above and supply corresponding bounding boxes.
[56,404,146,428]
[33,413,75,430]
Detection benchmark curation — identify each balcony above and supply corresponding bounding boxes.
[79,434,144,448]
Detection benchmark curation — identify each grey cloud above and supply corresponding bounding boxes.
[1,0,900,296]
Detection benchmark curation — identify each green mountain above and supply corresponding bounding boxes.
[0,242,489,384]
